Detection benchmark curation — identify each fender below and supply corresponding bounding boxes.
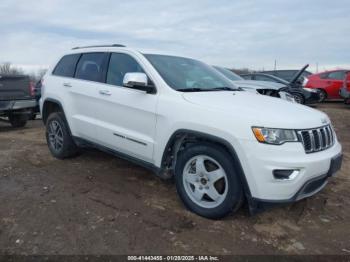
[161,129,252,198]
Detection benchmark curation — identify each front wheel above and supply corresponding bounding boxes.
[318,89,327,102]
[175,144,244,219]
[292,93,305,104]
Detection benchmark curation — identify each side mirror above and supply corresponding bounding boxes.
[123,72,155,94]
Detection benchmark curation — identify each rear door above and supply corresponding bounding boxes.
[346,72,350,91]
[93,52,158,163]
[0,75,31,101]
[323,71,346,99]
[69,52,109,141]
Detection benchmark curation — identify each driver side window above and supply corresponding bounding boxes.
[107,53,144,87]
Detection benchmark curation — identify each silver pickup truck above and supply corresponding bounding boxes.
[0,75,37,127]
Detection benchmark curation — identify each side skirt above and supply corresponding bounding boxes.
[72,136,164,178]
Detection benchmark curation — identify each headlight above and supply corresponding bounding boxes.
[303,77,309,86]
[252,127,298,145]
[303,87,317,93]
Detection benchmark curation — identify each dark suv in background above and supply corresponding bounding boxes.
[261,69,312,84]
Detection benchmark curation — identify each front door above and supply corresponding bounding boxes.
[93,52,158,163]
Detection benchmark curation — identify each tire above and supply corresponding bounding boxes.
[344,98,350,105]
[8,113,27,128]
[175,143,244,219]
[318,89,327,102]
[46,112,79,159]
[292,93,305,104]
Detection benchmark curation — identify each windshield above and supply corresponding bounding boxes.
[144,54,238,91]
[213,66,243,81]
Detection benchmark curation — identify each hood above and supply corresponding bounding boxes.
[233,80,285,90]
[182,91,329,129]
[290,64,309,84]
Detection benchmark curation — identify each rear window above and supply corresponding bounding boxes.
[75,53,109,83]
[53,54,81,77]
[327,71,346,80]
[241,75,253,80]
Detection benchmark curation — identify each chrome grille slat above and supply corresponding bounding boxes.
[297,125,334,154]
[309,130,316,152]
[317,129,323,150]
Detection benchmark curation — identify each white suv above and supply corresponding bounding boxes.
[40,44,342,218]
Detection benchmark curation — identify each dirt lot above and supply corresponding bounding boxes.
[0,102,349,255]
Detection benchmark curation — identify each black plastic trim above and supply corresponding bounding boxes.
[41,98,73,136]
[73,136,160,175]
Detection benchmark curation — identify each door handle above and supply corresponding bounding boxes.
[99,90,112,96]
[63,83,72,88]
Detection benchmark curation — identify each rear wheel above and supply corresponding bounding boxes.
[175,143,244,219]
[292,93,305,104]
[8,113,27,128]
[46,112,79,159]
[318,89,327,102]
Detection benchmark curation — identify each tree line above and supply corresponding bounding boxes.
[0,62,47,82]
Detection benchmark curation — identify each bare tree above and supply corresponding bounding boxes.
[0,62,24,75]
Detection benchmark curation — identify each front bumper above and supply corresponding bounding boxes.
[239,138,342,203]
[304,90,321,104]
[248,153,342,214]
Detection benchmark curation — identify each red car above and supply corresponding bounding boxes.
[304,69,349,101]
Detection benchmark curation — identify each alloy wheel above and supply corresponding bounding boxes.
[182,155,228,208]
[48,120,64,152]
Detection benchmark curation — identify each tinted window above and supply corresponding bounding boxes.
[255,75,276,82]
[327,71,345,80]
[241,75,253,80]
[107,53,144,86]
[75,53,108,82]
[213,66,243,81]
[275,71,295,79]
[53,54,80,77]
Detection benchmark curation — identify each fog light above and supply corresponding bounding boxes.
[273,169,300,180]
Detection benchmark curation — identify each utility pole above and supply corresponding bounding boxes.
[316,62,319,73]
[274,60,277,71]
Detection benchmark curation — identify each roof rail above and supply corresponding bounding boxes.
[72,44,126,50]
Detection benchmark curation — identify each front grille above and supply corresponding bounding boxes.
[297,125,334,153]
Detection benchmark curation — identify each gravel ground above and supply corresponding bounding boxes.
[0,102,349,255]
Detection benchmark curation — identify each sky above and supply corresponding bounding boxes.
[0,0,349,74]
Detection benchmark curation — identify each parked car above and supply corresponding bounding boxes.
[40,45,342,219]
[241,65,320,104]
[304,69,349,102]
[339,71,350,104]
[260,69,312,84]
[213,66,295,103]
[0,74,37,127]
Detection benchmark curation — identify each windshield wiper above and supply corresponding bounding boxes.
[177,88,208,92]
[177,87,241,92]
[208,87,242,91]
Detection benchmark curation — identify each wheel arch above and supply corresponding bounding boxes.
[160,129,252,197]
[42,98,65,124]
[42,98,73,136]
